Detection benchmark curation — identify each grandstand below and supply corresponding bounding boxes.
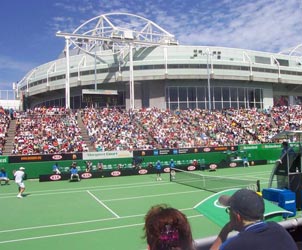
[2,13,302,158]
[12,13,302,111]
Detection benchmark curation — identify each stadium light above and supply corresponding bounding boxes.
[204,48,212,110]
[65,37,70,109]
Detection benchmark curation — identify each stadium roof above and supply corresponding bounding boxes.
[57,13,178,59]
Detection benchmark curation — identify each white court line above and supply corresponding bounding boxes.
[0,223,143,244]
[101,189,203,202]
[0,207,197,234]
[0,169,272,199]
[0,181,172,199]
[86,190,120,218]
[0,214,203,244]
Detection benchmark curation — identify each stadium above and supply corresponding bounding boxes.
[15,13,302,111]
[1,13,301,250]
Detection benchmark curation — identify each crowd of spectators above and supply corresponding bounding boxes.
[11,107,85,155]
[82,105,302,151]
[0,107,10,155]
[2,105,302,155]
[81,107,155,151]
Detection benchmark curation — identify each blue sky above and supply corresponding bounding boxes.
[0,0,302,90]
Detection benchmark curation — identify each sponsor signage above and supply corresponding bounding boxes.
[134,146,239,157]
[111,171,121,177]
[138,169,148,175]
[81,172,93,179]
[9,153,82,163]
[83,151,133,160]
[187,165,196,171]
[49,174,62,181]
[0,156,8,164]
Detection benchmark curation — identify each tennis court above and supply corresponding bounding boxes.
[0,164,274,250]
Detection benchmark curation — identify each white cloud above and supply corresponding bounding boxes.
[49,0,302,53]
[0,56,35,72]
[157,0,302,53]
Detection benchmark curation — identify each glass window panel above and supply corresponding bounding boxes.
[222,87,229,102]
[214,102,222,110]
[170,103,179,110]
[213,87,222,102]
[239,102,246,109]
[255,102,262,109]
[223,101,231,109]
[188,87,196,101]
[230,88,237,101]
[230,88,238,101]
[230,102,238,109]
[179,102,188,110]
[179,87,187,101]
[248,88,255,108]
[169,87,178,102]
[197,102,206,109]
[188,102,196,109]
[197,87,206,101]
[254,89,261,102]
[73,96,81,109]
[238,88,245,102]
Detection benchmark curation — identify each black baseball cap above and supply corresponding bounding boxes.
[219,189,264,220]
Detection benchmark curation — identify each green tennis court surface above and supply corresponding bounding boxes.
[0,164,279,250]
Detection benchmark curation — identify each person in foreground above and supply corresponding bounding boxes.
[210,189,298,250]
[144,204,195,250]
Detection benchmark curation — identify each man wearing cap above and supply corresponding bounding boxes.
[210,189,297,250]
[13,167,26,198]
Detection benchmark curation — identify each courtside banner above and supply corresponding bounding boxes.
[194,189,293,228]
[0,156,8,164]
[133,146,239,157]
[83,150,133,160]
[9,153,82,163]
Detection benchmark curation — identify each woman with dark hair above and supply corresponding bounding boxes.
[144,204,195,250]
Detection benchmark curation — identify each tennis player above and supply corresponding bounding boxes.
[14,167,26,198]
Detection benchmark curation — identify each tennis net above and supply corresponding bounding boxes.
[170,168,260,193]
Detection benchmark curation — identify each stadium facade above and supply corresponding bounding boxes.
[16,13,302,111]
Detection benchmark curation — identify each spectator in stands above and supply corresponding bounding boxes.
[143,204,195,250]
[210,189,298,250]
[52,162,61,174]
[0,168,9,185]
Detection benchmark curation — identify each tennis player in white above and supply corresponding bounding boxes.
[14,167,26,198]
